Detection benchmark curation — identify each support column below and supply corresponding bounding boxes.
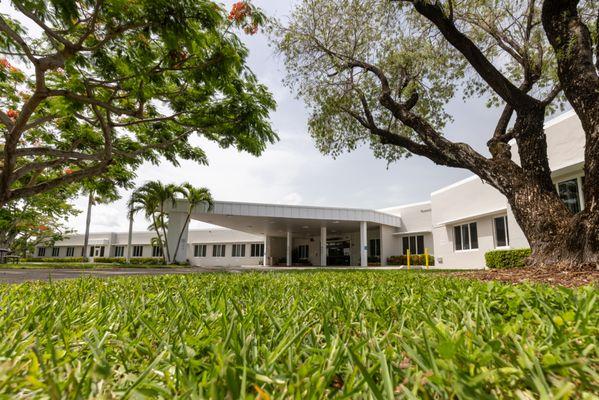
[263,235,270,266]
[286,231,292,267]
[320,226,327,266]
[166,212,189,264]
[360,221,368,267]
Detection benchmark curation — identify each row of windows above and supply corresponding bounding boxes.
[193,243,265,258]
[453,215,510,252]
[402,235,425,255]
[38,245,156,258]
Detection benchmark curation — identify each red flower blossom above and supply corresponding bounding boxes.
[37,225,49,231]
[7,109,18,120]
[228,2,249,22]
[0,58,10,69]
[64,167,75,175]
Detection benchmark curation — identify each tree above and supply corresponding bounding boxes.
[171,182,213,262]
[80,179,120,258]
[0,0,277,206]
[0,188,78,256]
[128,181,181,263]
[272,0,599,267]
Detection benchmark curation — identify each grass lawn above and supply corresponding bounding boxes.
[0,271,596,398]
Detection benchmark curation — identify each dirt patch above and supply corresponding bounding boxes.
[452,264,598,288]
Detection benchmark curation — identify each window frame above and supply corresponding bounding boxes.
[152,245,163,257]
[194,244,207,257]
[232,244,246,257]
[493,215,510,248]
[51,247,60,257]
[454,222,479,252]
[37,247,46,257]
[114,246,124,257]
[213,244,226,257]
[250,243,264,257]
[369,238,381,257]
[132,245,143,257]
[297,244,309,259]
[66,247,75,257]
[402,235,425,255]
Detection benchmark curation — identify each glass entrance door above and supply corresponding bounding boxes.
[327,240,351,266]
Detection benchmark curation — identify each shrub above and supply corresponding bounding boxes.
[387,254,435,266]
[94,257,165,265]
[485,248,532,269]
[22,257,86,263]
[93,257,126,264]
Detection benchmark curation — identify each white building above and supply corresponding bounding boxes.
[34,111,586,269]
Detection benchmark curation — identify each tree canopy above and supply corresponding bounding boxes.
[0,0,277,205]
[273,0,599,266]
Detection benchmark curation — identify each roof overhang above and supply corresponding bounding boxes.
[169,200,402,238]
[435,207,507,227]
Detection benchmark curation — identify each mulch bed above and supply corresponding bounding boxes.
[452,264,599,288]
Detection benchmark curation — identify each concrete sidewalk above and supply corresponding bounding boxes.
[0,265,417,284]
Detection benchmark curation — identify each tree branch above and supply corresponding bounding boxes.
[405,0,538,109]
[0,14,37,63]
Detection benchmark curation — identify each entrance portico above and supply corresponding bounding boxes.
[167,201,402,266]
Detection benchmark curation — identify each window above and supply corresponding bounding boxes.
[152,246,163,257]
[132,245,143,257]
[213,244,226,257]
[194,244,207,257]
[232,244,246,257]
[557,178,581,213]
[493,216,510,248]
[37,247,46,257]
[251,243,264,257]
[52,247,60,257]
[89,246,94,257]
[369,239,381,257]
[297,244,309,259]
[402,235,424,255]
[454,222,478,251]
[66,247,75,257]
[114,246,124,257]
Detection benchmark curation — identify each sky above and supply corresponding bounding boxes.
[59,0,502,233]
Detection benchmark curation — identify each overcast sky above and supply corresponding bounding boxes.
[63,0,504,233]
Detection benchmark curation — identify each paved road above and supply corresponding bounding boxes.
[0,265,411,284]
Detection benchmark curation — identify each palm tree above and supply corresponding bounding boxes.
[171,183,213,262]
[128,181,181,264]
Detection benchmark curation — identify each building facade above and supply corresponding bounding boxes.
[34,111,586,269]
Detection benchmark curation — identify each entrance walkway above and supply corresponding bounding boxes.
[0,266,413,284]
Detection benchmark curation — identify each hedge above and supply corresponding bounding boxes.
[22,257,86,263]
[387,254,435,266]
[485,248,532,269]
[94,257,165,265]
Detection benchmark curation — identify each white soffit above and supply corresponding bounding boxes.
[435,207,508,227]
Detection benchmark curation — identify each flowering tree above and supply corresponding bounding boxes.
[0,0,276,206]
[274,0,599,267]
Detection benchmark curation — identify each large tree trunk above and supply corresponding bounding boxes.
[487,162,599,268]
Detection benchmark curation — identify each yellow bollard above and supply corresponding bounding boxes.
[425,248,429,270]
[406,249,410,270]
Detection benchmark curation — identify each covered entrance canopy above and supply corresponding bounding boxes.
[167,200,402,266]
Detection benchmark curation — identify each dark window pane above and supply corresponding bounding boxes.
[495,217,507,247]
[469,222,478,249]
[558,179,580,213]
[462,225,470,250]
[417,236,424,254]
[402,237,409,254]
[454,226,462,251]
[409,236,416,253]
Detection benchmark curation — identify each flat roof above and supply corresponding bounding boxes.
[170,200,402,237]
